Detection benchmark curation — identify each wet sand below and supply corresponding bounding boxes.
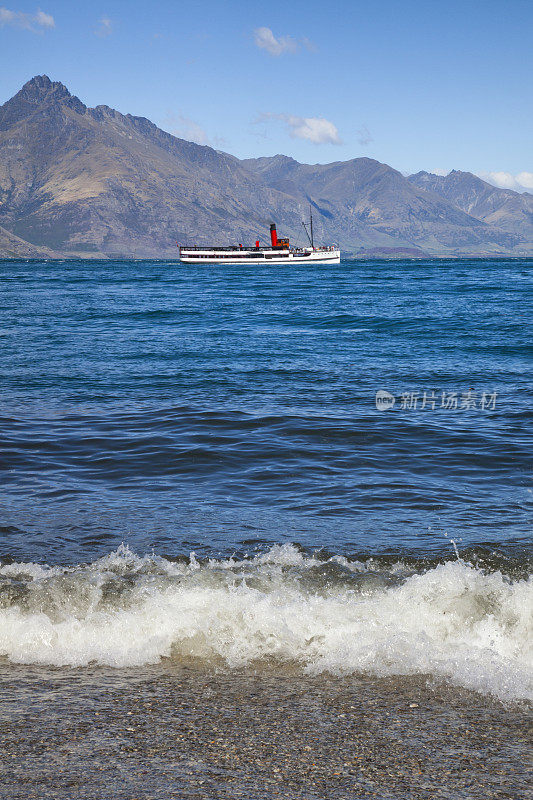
[0,663,531,800]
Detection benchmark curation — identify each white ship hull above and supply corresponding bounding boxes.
[179,247,340,265]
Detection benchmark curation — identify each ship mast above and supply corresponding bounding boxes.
[302,205,315,249]
[301,220,312,247]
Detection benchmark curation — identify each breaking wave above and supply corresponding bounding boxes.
[0,544,531,702]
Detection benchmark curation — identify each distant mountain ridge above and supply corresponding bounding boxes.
[408,170,533,240]
[0,75,531,258]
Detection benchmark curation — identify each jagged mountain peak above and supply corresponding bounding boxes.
[447,170,482,182]
[411,169,497,192]
[18,75,73,103]
[448,169,480,178]
[0,75,86,130]
[271,154,297,163]
[408,169,533,239]
[242,153,299,170]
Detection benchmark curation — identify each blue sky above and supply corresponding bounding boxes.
[1,0,532,189]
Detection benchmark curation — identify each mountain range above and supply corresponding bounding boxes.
[0,76,531,258]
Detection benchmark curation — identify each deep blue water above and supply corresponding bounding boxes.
[0,258,531,565]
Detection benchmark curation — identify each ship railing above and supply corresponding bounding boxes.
[180,245,339,252]
[179,245,287,252]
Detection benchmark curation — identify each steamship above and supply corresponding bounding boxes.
[178,217,340,265]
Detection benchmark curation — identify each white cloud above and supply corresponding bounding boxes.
[0,7,16,24]
[429,168,450,176]
[95,16,112,37]
[256,112,342,145]
[253,26,314,56]
[0,6,55,31]
[289,116,342,144]
[478,171,533,193]
[34,9,54,27]
[167,113,209,146]
[162,112,226,149]
[516,172,533,190]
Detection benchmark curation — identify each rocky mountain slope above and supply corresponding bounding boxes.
[0,224,59,258]
[0,76,531,258]
[0,76,307,257]
[408,170,533,240]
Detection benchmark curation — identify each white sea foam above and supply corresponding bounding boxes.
[0,544,531,702]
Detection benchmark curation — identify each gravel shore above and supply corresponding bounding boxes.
[1,663,530,799]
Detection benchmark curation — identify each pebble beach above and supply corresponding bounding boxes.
[1,664,531,800]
